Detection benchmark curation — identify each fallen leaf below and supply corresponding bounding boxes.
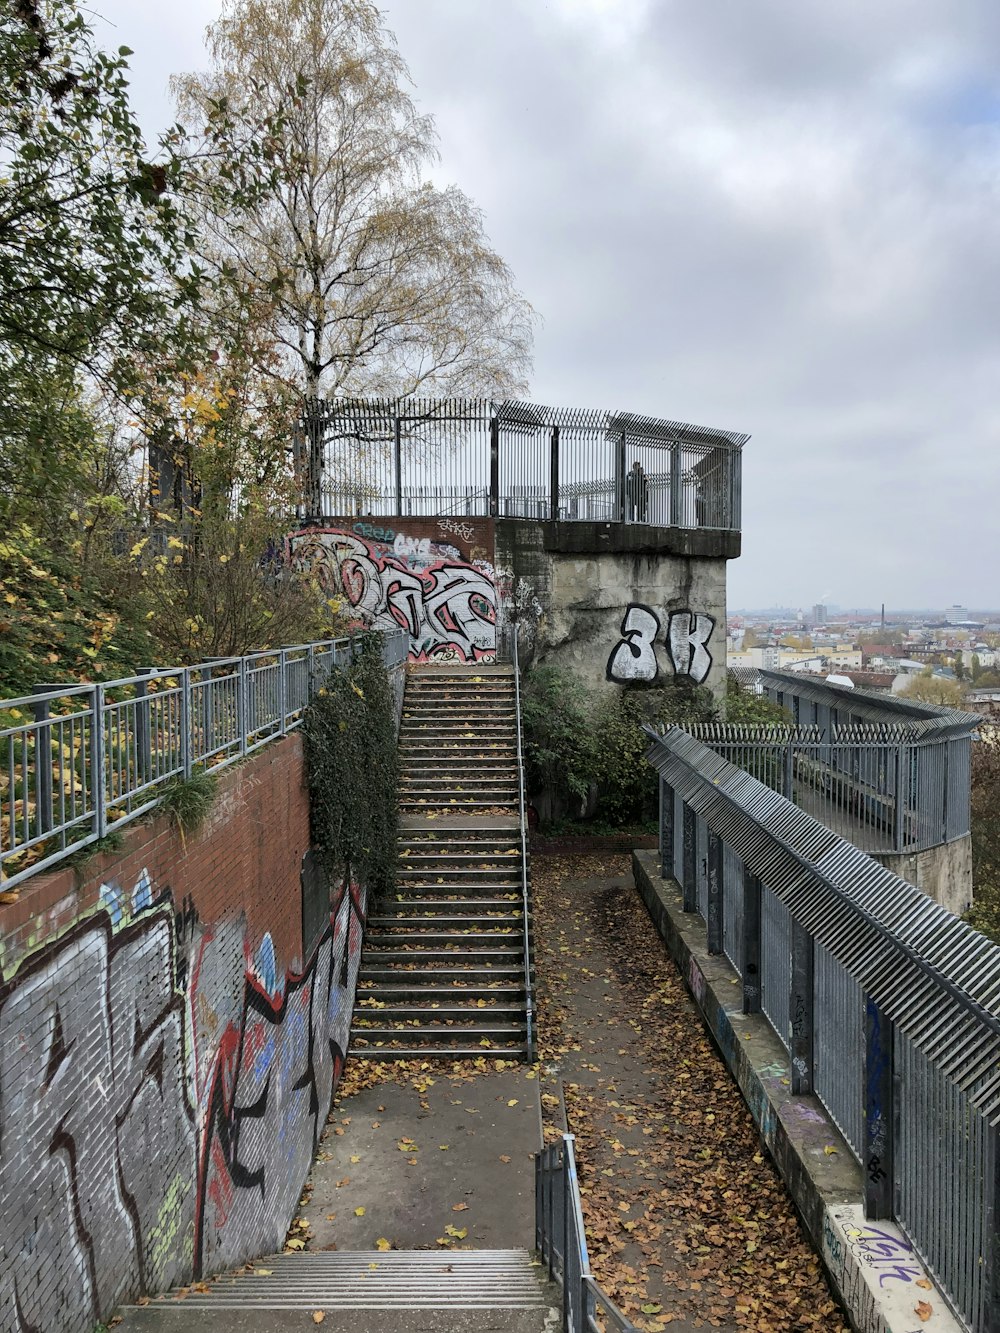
[350,1155,361,1164]
[313,1313,325,1324]
[915,1301,933,1321]
[823,1145,838,1155]
[376,1237,392,1251]
[452,1202,469,1212]
[354,1206,365,1217]
[499,1154,511,1163]
[916,1278,932,1290]
[255,1269,273,1277]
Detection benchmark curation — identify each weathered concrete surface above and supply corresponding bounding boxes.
[301,1065,542,1251]
[115,1308,561,1333]
[876,833,973,916]
[632,849,963,1333]
[116,1304,560,1333]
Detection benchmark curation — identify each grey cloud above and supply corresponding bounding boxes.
[93,0,1000,607]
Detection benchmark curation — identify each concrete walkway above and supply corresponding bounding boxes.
[300,1061,542,1251]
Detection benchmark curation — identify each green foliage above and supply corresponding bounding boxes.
[724,673,793,725]
[899,668,968,707]
[521,666,597,813]
[0,525,155,695]
[303,634,398,897]
[158,767,218,836]
[592,682,717,827]
[967,740,1000,946]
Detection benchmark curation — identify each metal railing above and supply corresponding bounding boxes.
[298,397,746,531]
[648,725,1000,1332]
[536,1133,638,1333]
[0,630,408,890]
[511,625,535,1062]
[687,721,973,853]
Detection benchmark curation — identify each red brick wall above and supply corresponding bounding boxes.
[0,733,366,1333]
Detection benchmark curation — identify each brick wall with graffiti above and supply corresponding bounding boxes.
[0,735,366,1333]
[289,518,500,664]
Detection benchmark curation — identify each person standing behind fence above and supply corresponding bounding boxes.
[625,460,649,522]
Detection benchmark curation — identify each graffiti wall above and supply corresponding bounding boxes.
[0,736,365,1333]
[289,518,498,663]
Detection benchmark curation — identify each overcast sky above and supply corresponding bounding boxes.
[91,0,1000,613]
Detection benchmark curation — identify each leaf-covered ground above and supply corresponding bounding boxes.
[533,853,850,1332]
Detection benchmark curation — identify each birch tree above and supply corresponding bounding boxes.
[173,0,534,402]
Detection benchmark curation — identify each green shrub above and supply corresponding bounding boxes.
[303,633,398,897]
[593,681,718,826]
[521,666,599,814]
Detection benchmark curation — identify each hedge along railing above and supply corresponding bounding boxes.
[646,725,1000,1333]
[0,630,409,891]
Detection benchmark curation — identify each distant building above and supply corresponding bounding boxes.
[811,603,828,626]
[945,605,969,625]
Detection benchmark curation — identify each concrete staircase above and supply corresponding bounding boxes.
[350,666,533,1059]
[117,1249,560,1332]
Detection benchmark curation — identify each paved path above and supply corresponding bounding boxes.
[532,853,849,1332]
[300,1061,542,1252]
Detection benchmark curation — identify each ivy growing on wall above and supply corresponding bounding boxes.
[303,633,399,897]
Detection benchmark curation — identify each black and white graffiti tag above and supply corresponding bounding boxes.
[606,605,715,685]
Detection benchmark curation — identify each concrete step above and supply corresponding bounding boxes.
[351,1024,527,1044]
[359,964,526,981]
[368,914,524,929]
[116,1250,555,1329]
[356,985,525,1003]
[353,1003,527,1022]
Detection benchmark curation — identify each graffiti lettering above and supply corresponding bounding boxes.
[392,533,431,562]
[352,521,395,544]
[0,867,365,1331]
[667,610,715,684]
[0,908,197,1332]
[437,517,476,543]
[606,605,715,685]
[606,605,660,682]
[290,528,497,663]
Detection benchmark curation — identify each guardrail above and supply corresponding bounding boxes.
[646,724,1000,1333]
[0,630,409,891]
[536,1133,638,1333]
[299,396,746,531]
[685,721,971,853]
[511,625,535,1061]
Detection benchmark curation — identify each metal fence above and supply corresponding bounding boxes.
[649,725,1000,1333]
[0,631,408,891]
[687,721,973,853]
[535,1133,638,1333]
[298,397,746,530]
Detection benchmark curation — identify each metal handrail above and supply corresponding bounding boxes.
[535,1133,638,1333]
[0,629,409,890]
[511,624,535,1062]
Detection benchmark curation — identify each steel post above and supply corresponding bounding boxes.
[707,829,724,954]
[742,867,762,1014]
[790,921,814,1095]
[30,686,53,836]
[682,803,697,913]
[489,416,500,517]
[550,424,560,521]
[659,777,674,879]
[393,415,402,514]
[92,684,106,839]
[136,669,152,787]
[863,995,894,1218]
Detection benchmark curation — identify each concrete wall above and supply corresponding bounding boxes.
[876,834,973,916]
[0,736,366,1333]
[497,519,736,702]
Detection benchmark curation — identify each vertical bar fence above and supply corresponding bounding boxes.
[649,726,1000,1333]
[0,630,407,892]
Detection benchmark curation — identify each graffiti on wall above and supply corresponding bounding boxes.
[606,604,715,685]
[0,868,365,1332]
[290,522,498,663]
[0,874,197,1333]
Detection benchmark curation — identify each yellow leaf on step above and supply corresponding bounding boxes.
[354,1206,365,1216]
[375,1237,391,1251]
[313,1313,325,1324]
